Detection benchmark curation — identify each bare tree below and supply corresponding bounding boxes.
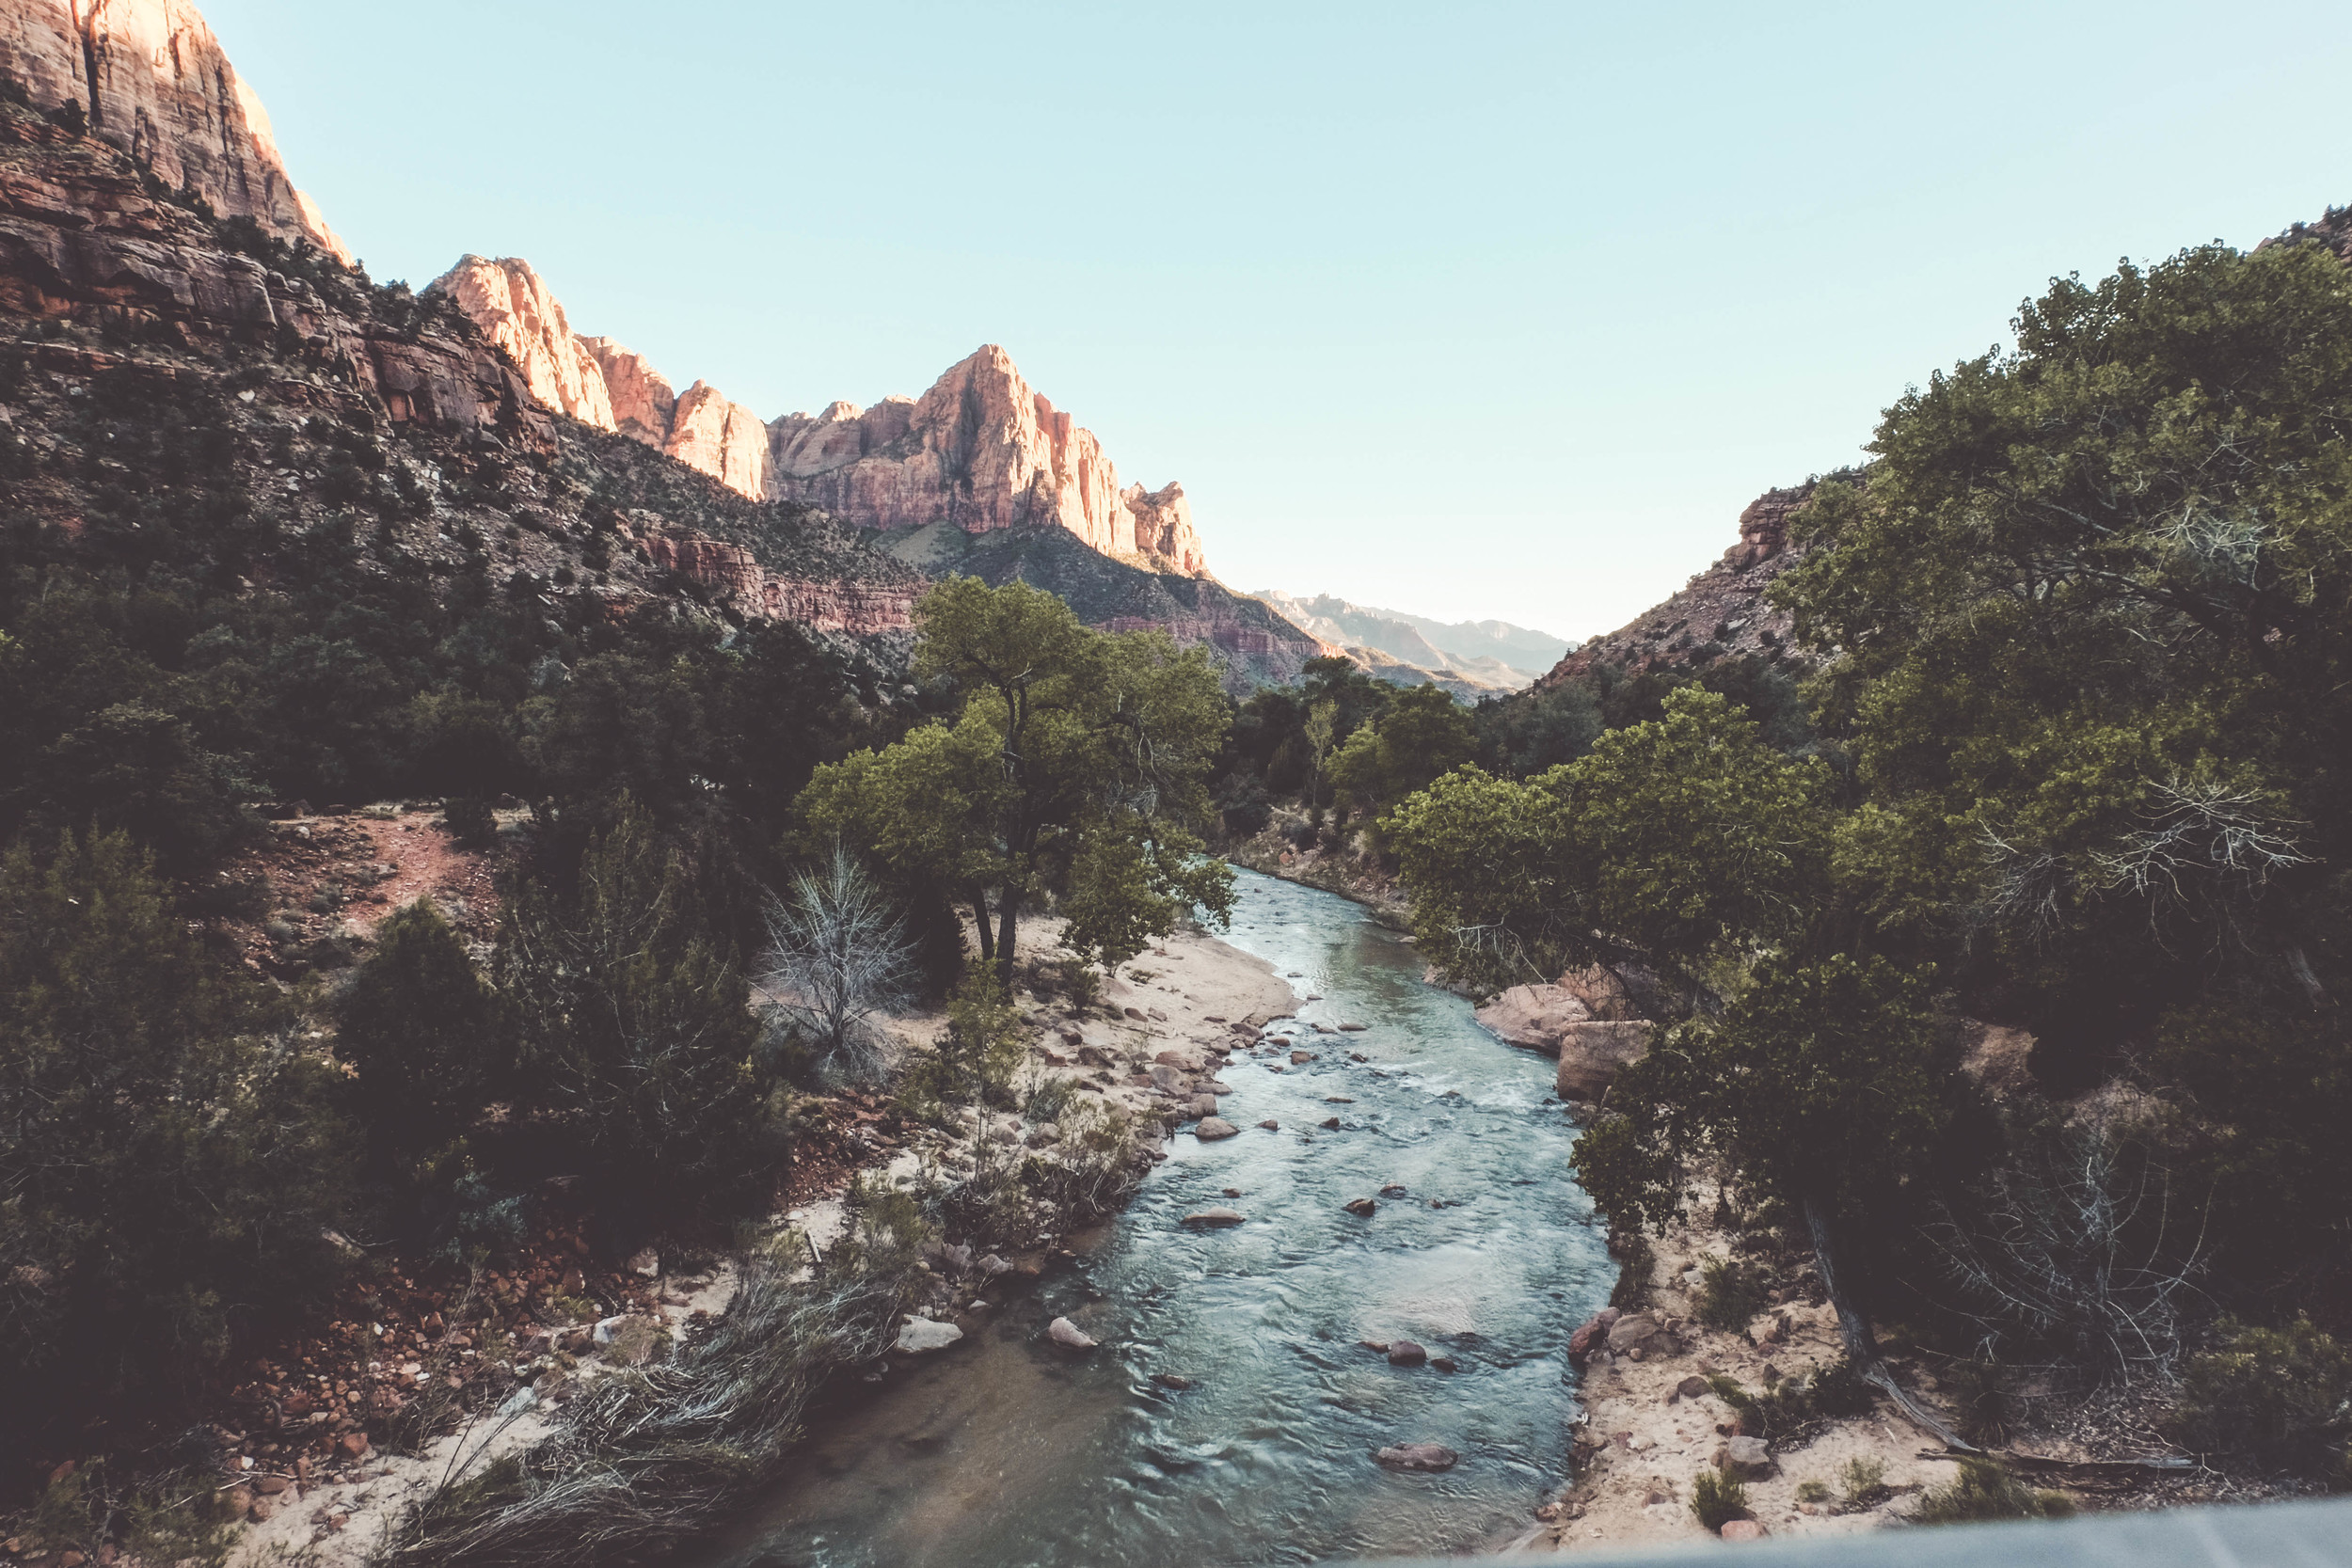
[756,848,915,1083]
[1930,1113,2207,1383]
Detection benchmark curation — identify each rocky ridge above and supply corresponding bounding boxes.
[426,258,1210,578]
[0,87,921,650]
[1255,588,1566,693]
[0,0,345,261]
[1534,485,1814,689]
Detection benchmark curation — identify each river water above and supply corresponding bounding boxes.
[710,870,1613,1566]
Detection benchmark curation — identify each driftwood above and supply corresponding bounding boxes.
[1915,1449,2200,1487]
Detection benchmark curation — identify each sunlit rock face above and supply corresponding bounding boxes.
[765,345,1209,575]
[664,379,770,503]
[581,335,676,446]
[429,256,615,430]
[0,0,347,261]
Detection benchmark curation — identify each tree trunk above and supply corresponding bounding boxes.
[994,901,1019,988]
[970,888,994,965]
[1803,1193,1976,1451]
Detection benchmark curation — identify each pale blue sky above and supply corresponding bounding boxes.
[209,1,2352,638]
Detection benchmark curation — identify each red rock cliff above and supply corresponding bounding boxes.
[0,0,345,261]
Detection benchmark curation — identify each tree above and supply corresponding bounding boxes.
[802,578,1232,984]
[1327,682,1475,818]
[756,847,916,1083]
[336,898,512,1167]
[0,832,350,1429]
[496,798,776,1231]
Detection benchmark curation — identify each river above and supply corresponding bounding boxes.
[708,869,1614,1566]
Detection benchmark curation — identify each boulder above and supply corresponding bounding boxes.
[1183,1207,1246,1226]
[1566,1307,1622,1364]
[1343,1197,1377,1217]
[894,1318,964,1354]
[1555,1022,1654,1101]
[1320,1116,1343,1130]
[1607,1314,1661,1354]
[1374,1443,1459,1471]
[1387,1339,1428,1366]
[1189,1094,1220,1118]
[1719,1435,1773,1478]
[1047,1316,1099,1351]
[1720,1518,1767,1542]
[1290,1050,1315,1064]
[1195,1117,1239,1140]
[1148,1064,1191,1094]
[1257,1118,1280,1130]
[1151,1372,1196,1390]
[1475,983,1591,1054]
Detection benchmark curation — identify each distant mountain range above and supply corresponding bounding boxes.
[1251,591,1574,694]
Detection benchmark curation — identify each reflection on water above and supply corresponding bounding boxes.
[708,870,1613,1567]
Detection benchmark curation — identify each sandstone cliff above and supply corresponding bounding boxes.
[0,0,345,261]
[580,333,674,444]
[766,345,1209,574]
[665,378,769,501]
[1534,483,1815,689]
[429,254,613,429]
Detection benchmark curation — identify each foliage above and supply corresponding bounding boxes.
[0,832,351,1426]
[1326,681,1475,818]
[1694,1258,1770,1332]
[756,847,916,1083]
[2175,1318,2352,1477]
[1573,954,1950,1243]
[13,1459,232,1568]
[802,578,1232,982]
[496,799,778,1231]
[1688,1469,1749,1532]
[1705,1359,1874,1444]
[1837,1456,1890,1509]
[337,898,513,1168]
[1912,1457,2074,1525]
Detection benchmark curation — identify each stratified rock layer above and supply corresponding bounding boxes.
[0,0,346,260]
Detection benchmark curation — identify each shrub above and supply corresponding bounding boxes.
[1914,1457,2073,1524]
[1838,1456,1890,1509]
[336,898,511,1168]
[1794,1479,1831,1506]
[756,848,915,1084]
[0,833,351,1453]
[1707,1358,1874,1443]
[442,794,499,848]
[2176,1318,2352,1475]
[1689,1469,1749,1532]
[1695,1257,1770,1331]
[495,800,779,1231]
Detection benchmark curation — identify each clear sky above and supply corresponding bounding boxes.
[206,0,2352,640]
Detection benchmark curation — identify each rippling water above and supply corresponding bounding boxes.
[709,870,1613,1567]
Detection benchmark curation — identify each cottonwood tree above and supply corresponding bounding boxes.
[757,847,916,1083]
[799,578,1232,984]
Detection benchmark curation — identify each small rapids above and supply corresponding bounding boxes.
[709,869,1613,1566]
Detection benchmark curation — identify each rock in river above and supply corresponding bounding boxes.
[1184,1207,1246,1226]
[1375,1442,1459,1471]
[1343,1197,1377,1217]
[1195,1117,1239,1140]
[895,1317,964,1354]
[1387,1339,1428,1366]
[1047,1316,1099,1352]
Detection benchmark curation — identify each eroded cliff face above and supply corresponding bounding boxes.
[640,524,918,635]
[429,254,613,429]
[0,0,346,261]
[665,378,768,502]
[428,256,1220,578]
[1535,483,1813,688]
[764,345,1205,571]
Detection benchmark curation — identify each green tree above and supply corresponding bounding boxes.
[0,832,351,1426]
[803,578,1232,983]
[1327,682,1474,818]
[336,898,512,1167]
[496,799,776,1230]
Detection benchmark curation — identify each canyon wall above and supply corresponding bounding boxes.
[426,257,1215,578]
[0,0,346,261]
